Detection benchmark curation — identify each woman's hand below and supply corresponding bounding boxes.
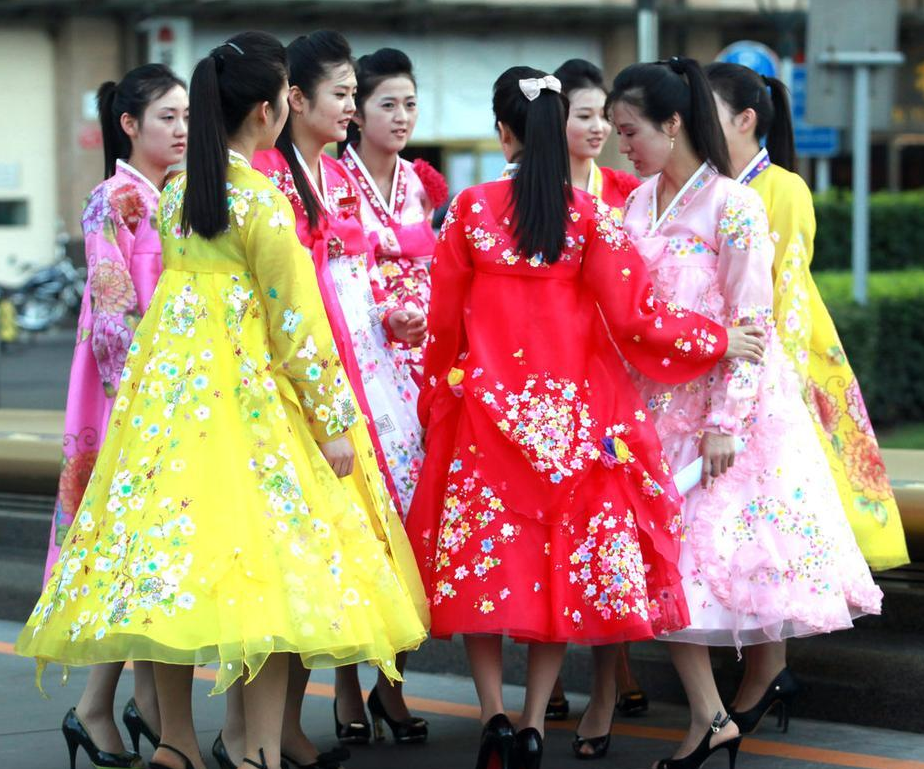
[723,325,765,362]
[389,309,427,346]
[377,226,401,257]
[320,435,355,478]
[700,431,736,487]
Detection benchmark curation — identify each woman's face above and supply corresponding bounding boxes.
[130,84,189,168]
[565,87,611,161]
[354,75,418,154]
[611,99,673,177]
[299,62,357,144]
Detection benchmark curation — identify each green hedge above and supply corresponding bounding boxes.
[816,270,924,428]
[813,190,924,271]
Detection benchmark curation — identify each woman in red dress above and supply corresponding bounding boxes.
[405,66,765,769]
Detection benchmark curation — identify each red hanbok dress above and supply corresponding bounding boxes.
[405,180,729,644]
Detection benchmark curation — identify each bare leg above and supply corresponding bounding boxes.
[517,642,567,735]
[280,655,321,764]
[74,662,128,754]
[333,665,366,724]
[614,643,641,694]
[151,663,206,769]
[732,641,787,710]
[132,661,161,734]
[662,643,739,762]
[221,680,246,766]
[464,635,505,723]
[374,651,412,721]
[241,653,288,769]
[575,644,618,754]
[549,676,566,704]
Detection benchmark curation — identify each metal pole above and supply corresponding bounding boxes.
[816,158,832,192]
[637,0,658,62]
[852,64,870,305]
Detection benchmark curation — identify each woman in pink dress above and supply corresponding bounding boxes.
[609,57,882,769]
[44,64,187,769]
[339,47,448,386]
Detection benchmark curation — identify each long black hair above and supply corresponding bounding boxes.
[493,66,572,265]
[341,47,416,153]
[607,56,731,177]
[553,58,605,98]
[97,64,185,179]
[705,61,796,172]
[275,31,354,230]
[182,31,288,239]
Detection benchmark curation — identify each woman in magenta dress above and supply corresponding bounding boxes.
[609,57,882,769]
[43,64,187,769]
[339,47,448,386]
[547,58,648,754]
[248,31,429,761]
[405,65,765,769]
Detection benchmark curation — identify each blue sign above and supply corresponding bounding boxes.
[791,64,840,158]
[716,40,780,78]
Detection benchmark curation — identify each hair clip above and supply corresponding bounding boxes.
[518,75,562,102]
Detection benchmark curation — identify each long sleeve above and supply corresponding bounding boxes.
[82,187,140,397]
[768,176,816,382]
[418,193,472,426]
[705,186,775,435]
[584,200,728,385]
[241,184,357,443]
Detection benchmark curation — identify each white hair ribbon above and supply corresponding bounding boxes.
[518,75,562,102]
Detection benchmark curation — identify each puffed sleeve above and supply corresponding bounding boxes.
[82,185,141,397]
[240,181,358,443]
[583,199,728,384]
[704,186,775,435]
[418,192,473,426]
[768,174,816,382]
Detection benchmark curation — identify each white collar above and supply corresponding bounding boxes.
[735,147,769,184]
[228,149,251,167]
[345,143,397,215]
[650,162,708,231]
[293,145,331,213]
[116,159,161,197]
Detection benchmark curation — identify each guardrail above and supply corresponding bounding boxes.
[2,408,923,559]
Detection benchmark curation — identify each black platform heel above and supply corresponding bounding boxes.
[729,667,799,734]
[367,685,429,744]
[122,698,160,753]
[149,743,196,769]
[282,746,350,769]
[211,731,236,769]
[333,698,371,744]
[516,727,543,769]
[544,695,570,721]
[655,712,742,769]
[571,706,614,761]
[62,708,142,769]
[475,713,515,769]
[242,748,289,769]
[616,689,649,717]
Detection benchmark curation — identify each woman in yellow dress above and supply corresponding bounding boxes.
[16,32,428,769]
[705,60,908,735]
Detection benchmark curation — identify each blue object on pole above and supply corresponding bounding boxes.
[716,40,780,78]
[791,64,840,158]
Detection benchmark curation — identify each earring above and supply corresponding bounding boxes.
[670,136,676,152]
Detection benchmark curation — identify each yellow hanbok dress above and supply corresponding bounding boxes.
[739,149,909,571]
[16,152,429,692]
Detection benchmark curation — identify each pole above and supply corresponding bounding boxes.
[637,0,658,62]
[816,158,832,192]
[852,64,870,305]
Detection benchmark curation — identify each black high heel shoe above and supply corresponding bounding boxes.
[62,708,142,769]
[212,731,236,769]
[367,685,429,744]
[149,743,196,769]
[243,747,289,769]
[475,713,515,769]
[729,667,800,734]
[516,728,543,769]
[615,689,649,717]
[544,695,570,721]
[571,708,613,761]
[122,698,161,752]
[333,698,371,744]
[655,712,742,769]
[282,746,350,769]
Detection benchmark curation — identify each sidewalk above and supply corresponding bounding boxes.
[1,621,922,769]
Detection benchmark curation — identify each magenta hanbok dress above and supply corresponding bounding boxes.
[43,160,163,582]
[621,164,882,648]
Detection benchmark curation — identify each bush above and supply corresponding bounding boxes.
[813,189,924,271]
[816,270,924,427]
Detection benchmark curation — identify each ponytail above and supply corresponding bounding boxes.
[492,66,571,265]
[704,61,797,172]
[608,56,731,177]
[95,64,185,179]
[181,31,288,239]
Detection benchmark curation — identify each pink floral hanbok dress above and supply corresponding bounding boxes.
[43,160,163,582]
